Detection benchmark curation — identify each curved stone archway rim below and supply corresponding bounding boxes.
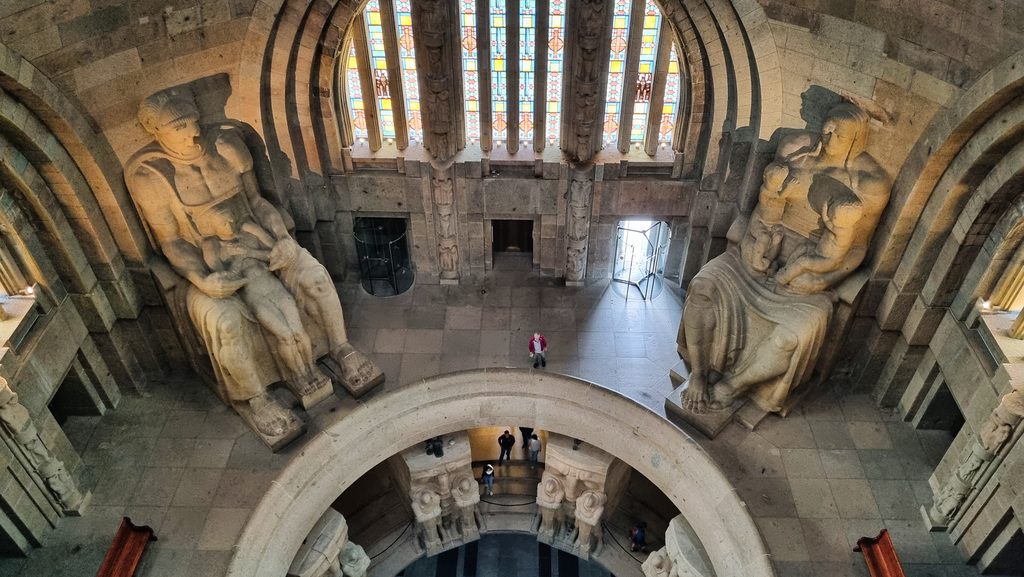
[226,368,774,577]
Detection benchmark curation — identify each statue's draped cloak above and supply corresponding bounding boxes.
[685,248,833,412]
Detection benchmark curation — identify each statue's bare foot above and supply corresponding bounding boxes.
[247,395,289,437]
[682,374,710,414]
[288,368,331,396]
[331,342,384,395]
[708,376,737,411]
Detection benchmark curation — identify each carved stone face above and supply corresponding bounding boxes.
[155,117,202,158]
[820,118,856,161]
[544,457,603,500]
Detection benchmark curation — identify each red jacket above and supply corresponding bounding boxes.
[528,335,547,354]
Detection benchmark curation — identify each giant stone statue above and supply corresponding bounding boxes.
[125,88,383,450]
[674,102,891,425]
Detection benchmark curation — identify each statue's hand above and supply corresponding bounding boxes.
[762,162,790,193]
[269,237,299,271]
[196,271,247,298]
[775,258,805,286]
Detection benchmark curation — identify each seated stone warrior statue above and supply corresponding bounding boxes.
[679,102,891,415]
[125,88,383,442]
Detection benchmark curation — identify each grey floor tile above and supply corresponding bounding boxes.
[820,449,866,479]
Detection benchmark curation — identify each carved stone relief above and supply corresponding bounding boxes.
[532,434,629,559]
[0,377,89,515]
[125,88,383,451]
[396,431,481,556]
[565,167,594,284]
[431,164,460,281]
[412,0,461,161]
[287,509,369,577]
[564,0,609,164]
[925,385,1024,530]
[641,515,713,577]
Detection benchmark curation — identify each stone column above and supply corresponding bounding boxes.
[396,431,481,556]
[641,515,713,577]
[924,384,1024,531]
[562,0,612,165]
[0,377,89,516]
[565,165,595,285]
[411,0,464,283]
[287,509,369,577]
[532,433,629,559]
[431,161,461,283]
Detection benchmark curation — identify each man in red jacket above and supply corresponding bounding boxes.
[529,333,547,368]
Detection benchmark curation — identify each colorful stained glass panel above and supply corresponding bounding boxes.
[520,0,536,141]
[346,42,368,140]
[603,0,632,143]
[630,0,661,142]
[460,0,480,140]
[546,0,565,142]
[365,0,395,138]
[491,0,507,141]
[395,0,422,140]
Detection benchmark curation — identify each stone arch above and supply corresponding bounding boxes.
[227,368,772,577]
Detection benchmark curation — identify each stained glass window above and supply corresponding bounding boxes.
[546,0,564,143]
[460,0,480,140]
[603,0,631,144]
[365,0,395,138]
[629,0,660,142]
[520,0,536,141]
[395,0,422,141]
[346,42,368,140]
[659,42,681,143]
[490,0,507,141]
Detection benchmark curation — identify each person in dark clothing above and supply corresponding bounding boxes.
[497,430,516,464]
[630,522,648,552]
[519,427,534,448]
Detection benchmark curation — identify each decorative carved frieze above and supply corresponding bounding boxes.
[0,377,89,515]
[287,509,369,577]
[411,0,462,161]
[532,433,629,559]
[565,166,595,284]
[563,0,610,164]
[396,431,481,556]
[924,385,1024,530]
[641,515,713,577]
[431,162,460,281]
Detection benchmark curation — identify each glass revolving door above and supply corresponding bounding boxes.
[353,218,414,296]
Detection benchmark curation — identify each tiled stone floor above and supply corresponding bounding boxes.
[0,270,1011,576]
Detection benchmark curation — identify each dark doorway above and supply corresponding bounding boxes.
[354,217,414,296]
[492,219,534,270]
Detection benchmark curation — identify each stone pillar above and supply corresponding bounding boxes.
[532,433,629,559]
[923,384,1024,531]
[641,515,713,577]
[411,0,464,283]
[562,0,612,165]
[565,165,595,285]
[287,509,369,577]
[431,161,461,283]
[0,377,89,516]
[396,431,481,556]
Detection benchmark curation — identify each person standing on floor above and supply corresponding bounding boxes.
[497,430,516,464]
[481,464,494,496]
[529,433,542,467]
[630,522,648,552]
[529,333,547,368]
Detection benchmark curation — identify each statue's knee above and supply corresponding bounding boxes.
[771,328,799,352]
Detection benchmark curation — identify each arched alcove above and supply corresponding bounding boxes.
[227,368,772,577]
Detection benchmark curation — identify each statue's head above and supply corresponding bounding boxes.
[821,102,869,167]
[138,89,202,157]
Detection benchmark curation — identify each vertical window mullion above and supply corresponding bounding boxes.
[644,22,672,156]
[353,18,384,151]
[616,0,646,153]
[476,0,493,151]
[507,0,520,154]
[380,0,409,149]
